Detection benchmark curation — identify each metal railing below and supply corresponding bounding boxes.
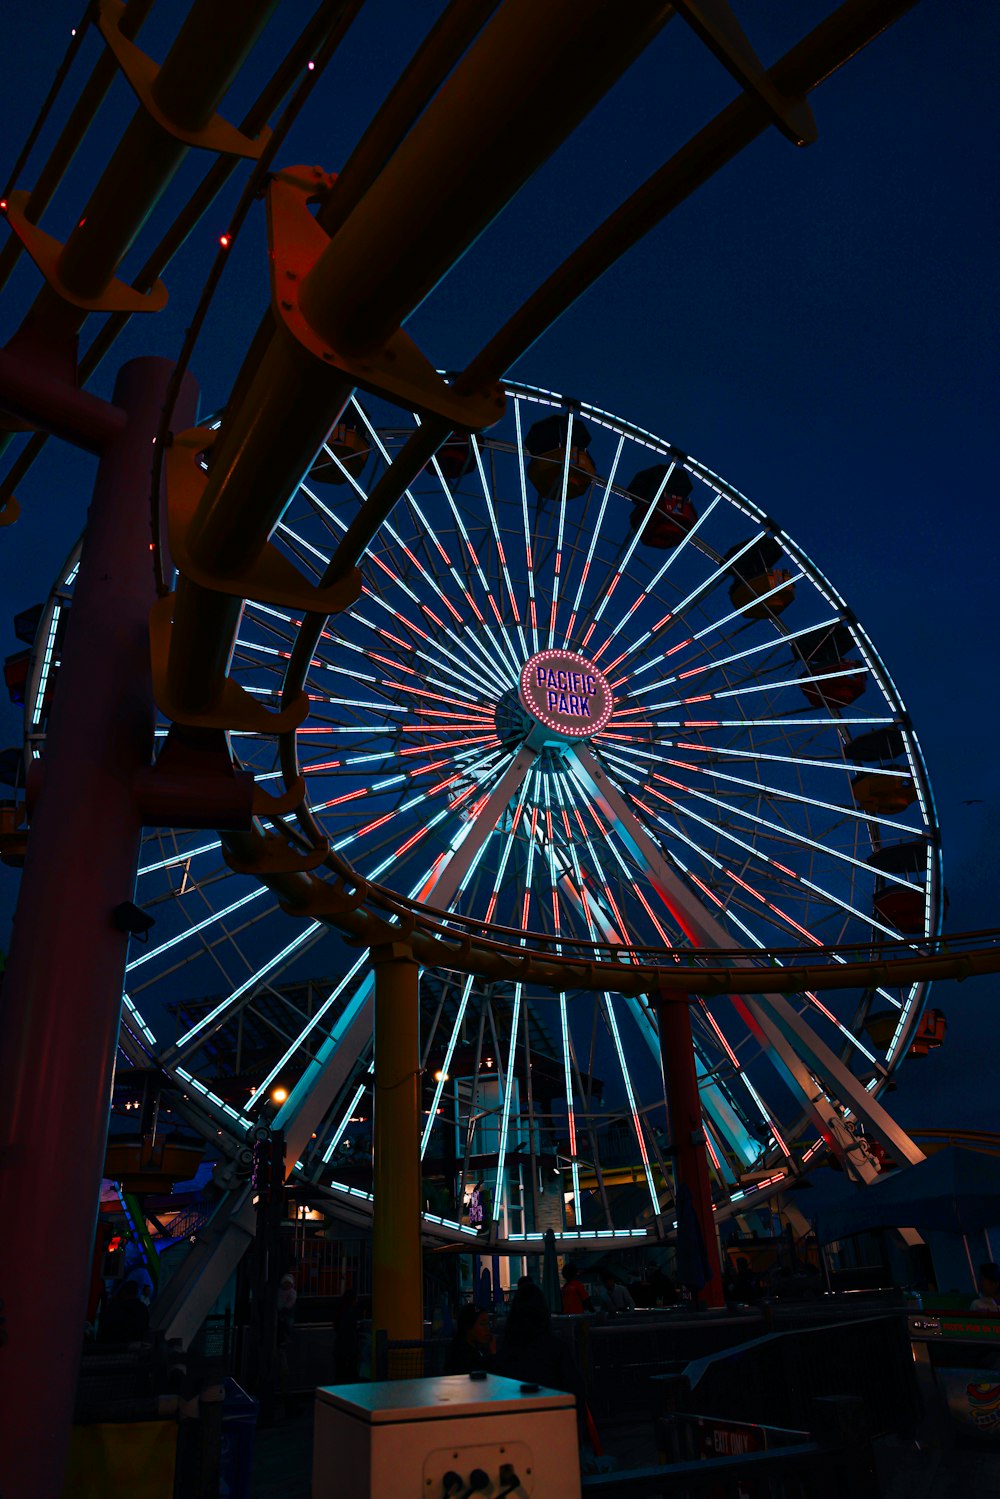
[583,1396,878,1498]
[668,1313,919,1436]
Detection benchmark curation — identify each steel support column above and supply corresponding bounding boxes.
[656,994,725,1308]
[371,943,423,1352]
[0,358,198,1499]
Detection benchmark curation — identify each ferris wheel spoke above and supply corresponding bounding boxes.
[564,746,899,1167]
[599,747,911,945]
[547,775,662,1214]
[422,767,537,1155]
[591,491,724,669]
[421,976,476,1157]
[609,531,768,680]
[622,615,843,697]
[553,770,758,1186]
[542,409,577,651]
[355,405,517,681]
[633,715,896,733]
[421,744,536,916]
[402,431,522,681]
[636,660,870,715]
[125,888,270,974]
[646,748,920,836]
[301,467,512,696]
[561,430,625,648]
[166,920,326,1064]
[341,568,510,697]
[284,821,509,1173]
[531,775,582,1219]
[329,741,508,871]
[513,397,542,654]
[624,755,916,893]
[673,739,909,780]
[468,435,529,657]
[137,836,224,879]
[576,461,685,656]
[578,746,917,1079]
[247,952,370,1106]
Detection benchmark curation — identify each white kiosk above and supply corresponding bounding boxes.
[313,1372,581,1498]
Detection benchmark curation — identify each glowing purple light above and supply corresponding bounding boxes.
[519,649,613,738]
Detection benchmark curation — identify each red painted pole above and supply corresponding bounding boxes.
[656,994,725,1308]
[0,357,198,1498]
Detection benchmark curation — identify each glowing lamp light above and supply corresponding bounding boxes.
[307,59,316,70]
[271,1086,289,1104]
[433,1069,449,1082]
[219,234,231,249]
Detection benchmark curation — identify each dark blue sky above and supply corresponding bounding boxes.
[1,1,997,1131]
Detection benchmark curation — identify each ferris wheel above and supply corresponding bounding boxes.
[25,382,941,1245]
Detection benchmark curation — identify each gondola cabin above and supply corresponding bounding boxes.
[725,537,796,619]
[628,463,697,548]
[310,421,370,484]
[799,660,867,708]
[436,435,476,482]
[864,1005,944,1060]
[908,1008,947,1057]
[524,413,596,500]
[873,885,926,931]
[851,771,917,816]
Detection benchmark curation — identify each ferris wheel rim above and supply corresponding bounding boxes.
[23,380,944,1243]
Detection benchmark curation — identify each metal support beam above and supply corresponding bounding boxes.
[421,744,537,913]
[372,943,423,1350]
[657,995,725,1305]
[0,358,199,1499]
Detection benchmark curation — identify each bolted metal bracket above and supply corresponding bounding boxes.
[223,830,330,876]
[149,592,310,735]
[252,776,307,818]
[98,0,271,161]
[1,192,168,315]
[267,167,505,431]
[165,427,364,614]
[134,723,255,829]
[278,874,368,921]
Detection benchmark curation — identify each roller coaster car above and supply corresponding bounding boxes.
[874,885,926,932]
[524,413,596,500]
[310,421,370,484]
[851,769,917,816]
[725,536,796,619]
[628,463,697,547]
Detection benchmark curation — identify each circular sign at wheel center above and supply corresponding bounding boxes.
[519,649,614,740]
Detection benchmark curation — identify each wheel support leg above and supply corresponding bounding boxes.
[372,943,424,1362]
[657,994,725,1308]
[0,357,198,1498]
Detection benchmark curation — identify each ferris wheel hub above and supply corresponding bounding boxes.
[518,648,614,743]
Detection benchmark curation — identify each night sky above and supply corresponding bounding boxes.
[1,2,997,1133]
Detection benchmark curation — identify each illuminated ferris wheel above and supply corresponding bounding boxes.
[26,383,941,1244]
